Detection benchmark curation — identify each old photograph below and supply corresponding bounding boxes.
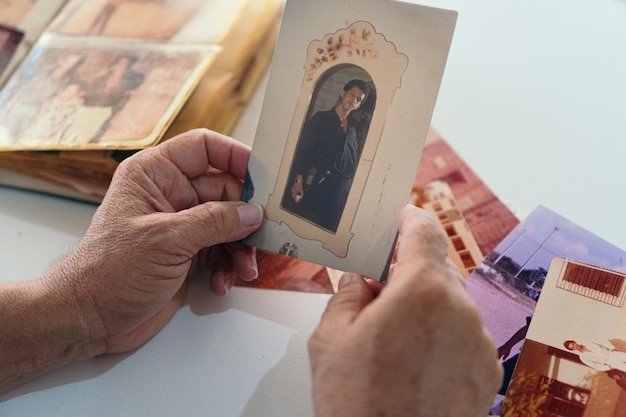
[501,258,626,417]
[464,206,626,413]
[0,0,35,27]
[0,38,217,150]
[243,0,457,279]
[47,0,250,43]
[280,71,375,233]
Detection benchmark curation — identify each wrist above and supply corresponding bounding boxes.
[0,264,106,393]
[45,254,109,353]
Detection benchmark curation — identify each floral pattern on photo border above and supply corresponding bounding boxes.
[306,26,378,81]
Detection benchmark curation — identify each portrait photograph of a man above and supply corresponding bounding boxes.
[243,0,457,279]
[281,71,375,233]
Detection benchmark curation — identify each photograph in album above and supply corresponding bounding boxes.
[47,0,251,44]
[0,38,217,150]
[0,0,283,202]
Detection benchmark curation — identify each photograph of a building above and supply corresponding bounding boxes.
[502,258,626,417]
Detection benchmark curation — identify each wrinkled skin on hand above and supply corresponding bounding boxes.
[56,129,263,354]
[309,205,502,417]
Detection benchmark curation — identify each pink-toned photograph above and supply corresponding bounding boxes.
[235,250,333,294]
[47,0,249,43]
[0,0,35,27]
[412,128,520,255]
[410,128,520,277]
[49,0,195,39]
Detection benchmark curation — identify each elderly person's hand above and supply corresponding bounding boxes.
[69,128,263,352]
[308,205,502,417]
[0,129,263,392]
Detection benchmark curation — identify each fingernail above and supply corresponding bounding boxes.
[223,278,232,295]
[237,203,263,227]
[250,257,259,280]
[338,273,360,289]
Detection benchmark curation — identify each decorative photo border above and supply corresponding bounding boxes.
[264,21,407,257]
[243,0,457,279]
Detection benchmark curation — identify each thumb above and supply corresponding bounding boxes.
[171,201,263,250]
[319,274,374,330]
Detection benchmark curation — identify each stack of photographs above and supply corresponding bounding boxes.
[239,127,520,293]
[0,0,283,201]
[241,119,626,417]
[327,127,522,290]
[467,205,626,415]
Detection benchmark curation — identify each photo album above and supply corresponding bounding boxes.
[0,0,283,201]
[242,0,458,280]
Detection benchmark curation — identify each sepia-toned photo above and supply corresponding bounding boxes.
[0,38,217,150]
[0,0,68,41]
[462,205,626,414]
[500,258,626,417]
[0,0,35,27]
[243,0,457,280]
[47,0,250,43]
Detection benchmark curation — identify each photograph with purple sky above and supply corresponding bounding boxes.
[467,205,626,413]
[468,205,626,347]
[489,205,625,276]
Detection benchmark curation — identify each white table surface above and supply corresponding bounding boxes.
[425,0,626,251]
[1,0,625,415]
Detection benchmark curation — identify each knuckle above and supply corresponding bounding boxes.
[401,211,449,259]
[202,203,230,236]
[308,325,331,359]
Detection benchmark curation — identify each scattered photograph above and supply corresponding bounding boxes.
[325,127,521,291]
[235,250,334,294]
[410,128,520,277]
[0,37,217,150]
[466,205,626,414]
[412,128,521,254]
[500,257,626,417]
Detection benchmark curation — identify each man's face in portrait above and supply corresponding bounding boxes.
[339,86,366,113]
